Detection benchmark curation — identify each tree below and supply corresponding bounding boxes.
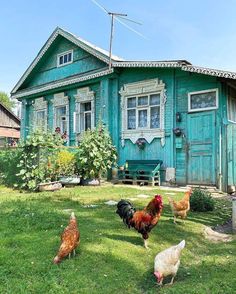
[0,91,15,110]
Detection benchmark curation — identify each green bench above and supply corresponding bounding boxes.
[118,159,163,186]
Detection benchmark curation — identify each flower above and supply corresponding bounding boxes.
[136,138,146,150]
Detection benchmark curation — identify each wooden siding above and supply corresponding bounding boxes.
[20,36,106,90]
[0,104,20,128]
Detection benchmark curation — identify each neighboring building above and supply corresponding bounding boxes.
[10,27,236,191]
[0,102,20,146]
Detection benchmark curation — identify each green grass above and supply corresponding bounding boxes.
[0,184,235,294]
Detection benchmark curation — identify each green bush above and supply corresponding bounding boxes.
[75,123,117,180]
[190,188,215,212]
[16,130,63,191]
[0,148,21,186]
[54,150,76,176]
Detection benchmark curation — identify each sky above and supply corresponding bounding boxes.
[1,0,236,95]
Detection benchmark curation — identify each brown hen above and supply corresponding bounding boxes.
[53,212,80,264]
[168,188,192,224]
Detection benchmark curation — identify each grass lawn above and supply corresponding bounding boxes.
[0,184,235,294]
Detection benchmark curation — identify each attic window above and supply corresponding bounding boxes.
[57,50,73,67]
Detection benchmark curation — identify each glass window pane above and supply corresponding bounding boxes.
[68,53,72,62]
[84,102,91,111]
[64,54,68,63]
[150,107,160,128]
[85,113,91,130]
[57,106,66,116]
[127,97,136,108]
[127,109,136,129]
[150,94,160,105]
[138,96,148,106]
[138,109,147,128]
[190,91,216,110]
[59,56,63,65]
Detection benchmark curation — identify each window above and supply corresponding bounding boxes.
[188,89,218,112]
[228,87,236,122]
[32,97,47,131]
[126,94,160,130]
[74,87,95,135]
[120,79,166,146]
[35,110,46,130]
[57,50,73,67]
[55,106,68,133]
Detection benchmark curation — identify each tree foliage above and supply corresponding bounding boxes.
[0,91,15,110]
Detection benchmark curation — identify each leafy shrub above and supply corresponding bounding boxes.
[0,148,21,186]
[75,123,117,180]
[55,150,76,176]
[190,188,215,212]
[16,130,63,191]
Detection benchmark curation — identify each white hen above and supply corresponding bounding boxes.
[154,240,185,286]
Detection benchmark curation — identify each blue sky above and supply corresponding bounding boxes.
[1,0,236,94]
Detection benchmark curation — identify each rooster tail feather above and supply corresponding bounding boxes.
[116,199,136,227]
[178,240,185,250]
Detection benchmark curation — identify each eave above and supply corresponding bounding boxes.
[11,67,114,100]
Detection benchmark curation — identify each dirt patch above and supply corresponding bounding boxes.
[213,219,233,234]
[204,223,234,243]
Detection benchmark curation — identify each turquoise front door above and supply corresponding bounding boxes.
[187,111,216,185]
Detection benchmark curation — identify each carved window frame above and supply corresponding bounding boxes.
[120,79,166,146]
[52,92,69,141]
[73,87,95,139]
[32,97,48,131]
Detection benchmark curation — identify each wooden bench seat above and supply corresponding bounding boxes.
[118,159,163,186]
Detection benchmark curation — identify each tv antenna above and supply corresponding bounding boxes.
[91,0,145,70]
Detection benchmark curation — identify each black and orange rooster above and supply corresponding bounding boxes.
[53,212,80,264]
[116,195,163,249]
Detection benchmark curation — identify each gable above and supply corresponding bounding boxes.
[19,35,107,90]
[0,104,20,128]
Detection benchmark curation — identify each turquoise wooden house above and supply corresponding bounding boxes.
[11,27,236,192]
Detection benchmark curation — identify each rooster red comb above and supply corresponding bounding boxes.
[154,194,162,201]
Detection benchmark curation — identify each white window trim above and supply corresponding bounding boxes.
[188,88,218,113]
[57,50,73,67]
[120,79,166,146]
[52,93,69,144]
[73,87,95,140]
[32,97,47,131]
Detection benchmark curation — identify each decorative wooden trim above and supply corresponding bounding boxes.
[113,61,184,68]
[182,65,236,80]
[74,87,95,138]
[32,97,48,131]
[12,68,114,99]
[188,88,218,113]
[120,79,166,147]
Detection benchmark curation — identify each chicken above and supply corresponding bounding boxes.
[154,240,185,286]
[168,188,192,224]
[53,212,80,264]
[116,195,163,249]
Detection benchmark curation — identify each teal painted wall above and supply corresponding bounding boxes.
[19,36,106,90]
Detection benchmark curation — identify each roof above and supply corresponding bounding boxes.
[0,102,21,124]
[11,27,236,97]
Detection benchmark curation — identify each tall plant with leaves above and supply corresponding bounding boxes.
[75,123,117,182]
[16,130,63,190]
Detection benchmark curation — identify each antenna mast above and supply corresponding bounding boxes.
[108,12,127,70]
